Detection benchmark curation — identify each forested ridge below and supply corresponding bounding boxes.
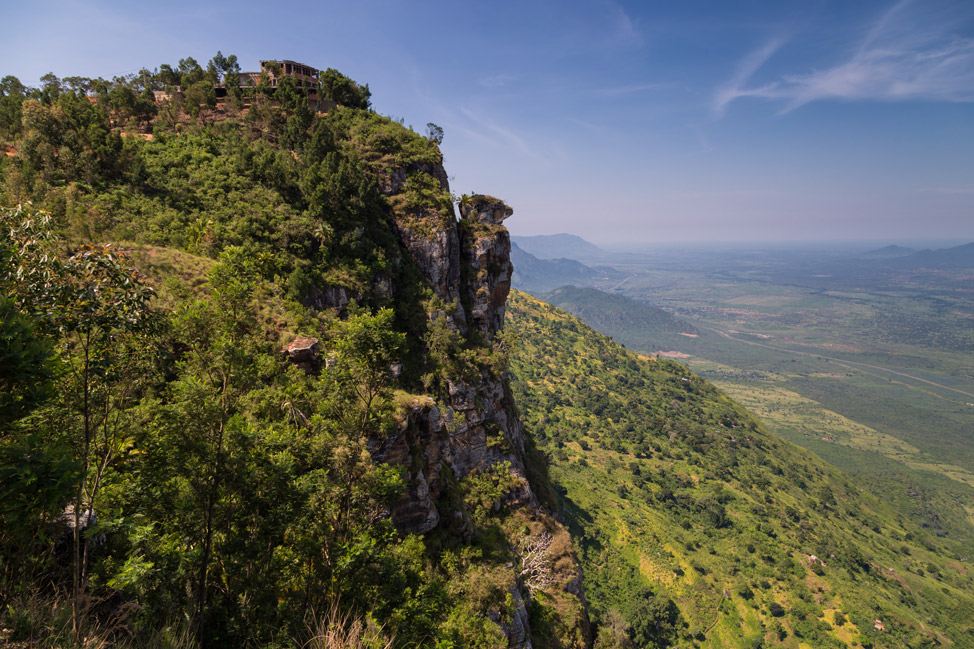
[0,55,587,648]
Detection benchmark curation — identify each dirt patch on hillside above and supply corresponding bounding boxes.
[658,350,692,359]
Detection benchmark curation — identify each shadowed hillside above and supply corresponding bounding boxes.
[542,285,700,355]
[511,244,625,294]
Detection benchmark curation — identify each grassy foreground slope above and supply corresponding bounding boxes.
[506,290,974,649]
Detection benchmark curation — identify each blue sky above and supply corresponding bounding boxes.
[3,0,973,244]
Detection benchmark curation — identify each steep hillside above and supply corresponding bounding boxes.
[0,60,587,648]
[542,286,700,355]
[506,290,974,649]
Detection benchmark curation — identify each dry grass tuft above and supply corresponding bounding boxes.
[302,602,395,649]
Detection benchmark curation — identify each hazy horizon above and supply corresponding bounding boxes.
[511,231,974,253]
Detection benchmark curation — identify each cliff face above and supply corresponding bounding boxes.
[369,173,589,646]
[373,195,528,533]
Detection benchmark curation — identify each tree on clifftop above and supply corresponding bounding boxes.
[319,68,371,110]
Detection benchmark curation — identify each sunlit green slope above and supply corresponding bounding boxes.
[506,290,974,649]
[539,284,974,551]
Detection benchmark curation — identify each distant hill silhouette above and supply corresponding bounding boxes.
[511,233,604,260]
[510,243,625,294]
[889,242,974,269]
[862,244,916,258]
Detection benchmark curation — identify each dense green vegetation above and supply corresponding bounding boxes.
[507,290,974,648]
[0,57,582,648]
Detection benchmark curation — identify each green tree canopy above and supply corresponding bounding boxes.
[319,68,371,110]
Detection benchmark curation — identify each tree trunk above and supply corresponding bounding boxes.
[195,414,226,643]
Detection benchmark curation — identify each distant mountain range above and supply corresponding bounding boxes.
[862,244,916,258]
[510,242,626,294]
[888,242,974,269]
[511,233,605,260]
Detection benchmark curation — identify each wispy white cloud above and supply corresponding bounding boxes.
[714,0,974,114]
[591,82,671,98]
[606,1,642,47]
[920,186,974,195]
[456,107,543,162]
[479,73,518,88]
[567,117,606,133]
[713,37,787,115]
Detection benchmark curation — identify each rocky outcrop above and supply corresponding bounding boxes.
[459,196,514,339]
[370,189,588,646]
[375,195,530,536]
[503,586,533,649]
[53,505,106,583]
[368,400,447,534]
[377,160,450,197]
[386,161,467,326]
[392,220,463,306]
[282,337,320,374]
[305,283,349,313]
